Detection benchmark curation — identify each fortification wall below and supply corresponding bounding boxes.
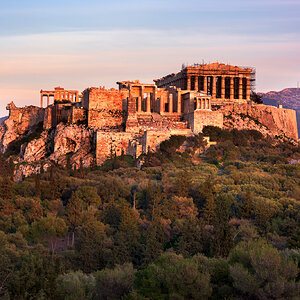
[83,87,127,129]
[126,113,188,133]
[215,103,298,140]
[186,110,223,134]
[95,131,139,165]
[141,129,192,153]
[71,107,87,124]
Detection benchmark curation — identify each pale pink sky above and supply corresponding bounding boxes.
[0,0,299,116]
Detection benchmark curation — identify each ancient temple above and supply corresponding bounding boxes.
[154,62,255,104]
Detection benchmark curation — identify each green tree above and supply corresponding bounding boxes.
[202,192,216,225]
[31,216,67,257]
[56,271,95,300]
[229,240,300,299]
[177,218,210,257]
[212,194,233,257]
[94,263,135,300]
[134,253,212,299]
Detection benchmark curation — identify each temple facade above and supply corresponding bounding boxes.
[40,87,82,108]
[154,62,255,104]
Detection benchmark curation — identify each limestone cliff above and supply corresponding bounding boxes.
[1,100,298,181]
[13,124,94,181]
[0,102,44,153]
[214,103,298,141]
[258,88,300,135]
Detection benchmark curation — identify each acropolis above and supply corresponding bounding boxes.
[2,62,298,175]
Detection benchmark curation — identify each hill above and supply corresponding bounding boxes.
[258,88,300,135]
[0,127,299,299]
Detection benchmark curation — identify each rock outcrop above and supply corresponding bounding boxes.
[1,100,298,181]
[0,102,44,153]
[214,103,298,140]
[258,88,300,135]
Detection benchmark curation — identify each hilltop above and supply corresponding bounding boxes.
[258,88,300,134]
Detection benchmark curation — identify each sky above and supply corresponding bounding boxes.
[0,0,299,117]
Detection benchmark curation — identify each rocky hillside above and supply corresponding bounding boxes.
[258,88,300,135]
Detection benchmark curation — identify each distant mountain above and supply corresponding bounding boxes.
[258,88,300,136]
[0,116,8,124]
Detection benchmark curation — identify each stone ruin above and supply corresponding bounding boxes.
[4,62,299,168]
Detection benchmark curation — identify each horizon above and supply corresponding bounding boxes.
[0,0,299,117]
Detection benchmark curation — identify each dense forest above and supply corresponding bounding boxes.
[0,126,300,299]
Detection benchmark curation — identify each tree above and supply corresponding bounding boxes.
[31,216,67,257]
[94,263,135,300]
[134,253,212,299]
[250,91,263,104]
[34,173,41,198]
[202,192,216,225]
[241,189,254,218]
[66,193,85,246]
[8,252,63,300]
[75,219,111,272]
[229,240,300,299]
[56,271,95,300]
[212,194,233,257]
[177,218,210,257]
[143,220,165,265]
[73,186,101,208]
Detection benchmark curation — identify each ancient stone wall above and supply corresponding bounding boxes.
[126,113,188,133]
[83,87,127,129]
[215,103,298,140]
[186,110,223,134]
[95,131,139,165]
[43,106,53,129]
[141,129,192,153]
[71,107,86,124]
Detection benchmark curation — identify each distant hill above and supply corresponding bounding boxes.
[0,116,8,124]
[258,88,300,136]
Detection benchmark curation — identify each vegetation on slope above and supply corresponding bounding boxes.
[0,127,299,299]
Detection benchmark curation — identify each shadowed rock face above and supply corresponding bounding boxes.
[258,88,300,136]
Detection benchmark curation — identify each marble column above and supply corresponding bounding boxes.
[230,77,234,100]
[194,76,198,91]
[137,96,142,113]
[239,77,243,100]
[169,94,173,113]
[212,76,216,99]
[221,76,225,100]
[203,76,207,94]
[47,95,49,106]
[246,77,251,101]
[160,96,164,114]
[177,90,182,114]
[146,94,151,113]
[187,76,191,90]
[40,94,43,108]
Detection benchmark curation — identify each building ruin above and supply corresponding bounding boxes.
[154,62,255,104]
[20,63,262,164]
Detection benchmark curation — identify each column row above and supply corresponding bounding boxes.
[135,93,180,114]
[186,75,250,101]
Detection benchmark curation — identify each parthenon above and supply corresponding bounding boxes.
[40,86,81,108]
[154,62,255,104]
